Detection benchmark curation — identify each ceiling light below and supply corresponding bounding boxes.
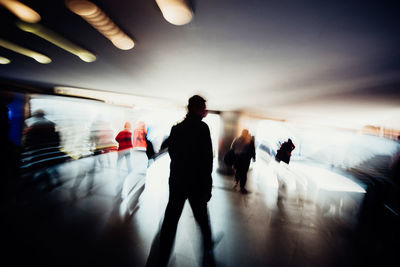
[0,0,41,23]
[0,38,51,63]
[65,0,97,16]
[65,0,135,50]
[155,0,193,26]
[54,86,180,109]
[17,21,96,63]
[0,56,11,64]
[109,33,135,50]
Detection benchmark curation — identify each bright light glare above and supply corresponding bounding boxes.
[17,22,96,63]
[54,86,182,111]
[0,38,51,64]
[0,56,11,64]
[291,163,366,193]
[155,0,193,26]
[0,0,41,23]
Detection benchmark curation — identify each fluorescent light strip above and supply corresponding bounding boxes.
[65,0,134,50]
[0,56,11,64]
[0,0,41,23]
[0,38,51,63]
[17,21,96,63]
[54,86,181,109]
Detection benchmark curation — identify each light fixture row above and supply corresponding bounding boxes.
[0,0,194,64]
[0,0,136,64]
[17,22,97,62]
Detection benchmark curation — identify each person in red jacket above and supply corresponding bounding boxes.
[115,122,133,173]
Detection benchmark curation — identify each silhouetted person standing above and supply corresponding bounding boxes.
[231,129,255,194]
[72,119,106,196]
[154,95,214,267]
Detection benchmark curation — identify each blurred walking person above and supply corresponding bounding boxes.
[114,122,134,198]
[21,109,65,191]
[231,129,256,194]
[116,122,133,173]
[119,121,151,219]
[71,119,107,197]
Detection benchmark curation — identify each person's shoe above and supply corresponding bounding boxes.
[240,188,248,194]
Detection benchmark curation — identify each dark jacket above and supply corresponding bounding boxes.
[21,117,66,171]
[23,118,60,151]
[164,114,213,196]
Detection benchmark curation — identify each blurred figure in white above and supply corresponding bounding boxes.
[71,119,107,197]
[276,161,289,203]
[119,121,149,219]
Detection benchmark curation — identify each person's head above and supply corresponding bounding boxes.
[136,121,147,134]
[241,129,249,137]
[32,109,45,118]
[124,122,131,129]
[187,95,207,119]
[288,138,292,144]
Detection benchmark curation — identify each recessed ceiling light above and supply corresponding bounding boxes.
[155,0,193,26]
[0,0,41,23]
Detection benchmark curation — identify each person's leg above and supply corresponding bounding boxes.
[117,151,123,171]
[188,196,213,251]
[158,187,186,266]
[71,160,88,197]
[125,149,133,173]
[233,157,240,189]
[233,167,239,188]
[87,155,96,194]
[239,162,250,192]
[188,195,216,266]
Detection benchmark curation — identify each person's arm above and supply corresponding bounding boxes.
[202,124,213,202]
[115,132,121,143]
[251,139,256,161]
[230,138,237,151]
[158,126,175,158]
[160,136,170,151]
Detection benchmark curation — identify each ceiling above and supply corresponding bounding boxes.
[1,0,400,129]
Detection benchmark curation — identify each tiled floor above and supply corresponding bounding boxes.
[4,152,397,267]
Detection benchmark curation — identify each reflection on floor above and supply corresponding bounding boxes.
[5,153,398,267]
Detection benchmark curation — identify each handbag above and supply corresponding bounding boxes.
[224,149,236,166]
